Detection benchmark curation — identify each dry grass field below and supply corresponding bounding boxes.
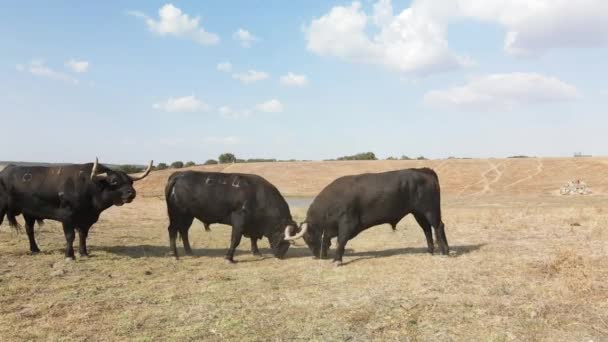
[1,158,608,341]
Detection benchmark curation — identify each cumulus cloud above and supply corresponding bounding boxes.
[205,136,240,145]
[65,59,90,73]
[128,4,219,45]
[16,60,79,84]
[153,95,210,113]
[233,28,258,47]
[255,99,284,113]
[232,70,270,84]
[454,0,608,56]
[423,72,580,111]
[305,1,469,75]
[280,72,308,87]
[217,61,232,72]
[306,0,608,74]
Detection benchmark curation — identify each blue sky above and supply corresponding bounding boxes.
[1,0,607,164]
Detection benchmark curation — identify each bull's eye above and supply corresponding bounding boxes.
[110,179,119,186]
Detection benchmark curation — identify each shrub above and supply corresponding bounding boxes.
[218,153,237,164]
[156,163,168,170]
[171,161,184,169]
[336,152,377,161]
[185,161,196,167]
[203,159,218,165]
[400,155,411,160]
[116,165,143,174]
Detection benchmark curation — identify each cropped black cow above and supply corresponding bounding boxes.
[285,168,449,266]
[165,171,297,262]
[0,159,152,259]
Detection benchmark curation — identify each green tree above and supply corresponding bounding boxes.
[218,153,237,164]
[185,161,196,167]
[336,152,377,161]
[156,163,168,170]
[171,161,184,169]
[203,159,218,165]
[116,165,143,174]
[400,155,411,160]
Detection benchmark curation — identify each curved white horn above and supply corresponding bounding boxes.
[90,157,99,180]
[284,223,308,241]
[130,160,154,181]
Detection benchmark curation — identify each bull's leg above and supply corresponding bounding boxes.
[0,202,5,226]
[62,223,76,260]
[333,223,354,266]
[250,237,261,256]
[168,226,179,259]
[180,226,193,256]
[77,226,90,257]
[225,212,245,263]
[23,215,40,254]
[437,221,449,254]
[320,234,331,259]
[425,211,449,255]
[413,213,434,254]
[167,210,193,259]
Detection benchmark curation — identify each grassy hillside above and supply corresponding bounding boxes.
[135,157,608,198]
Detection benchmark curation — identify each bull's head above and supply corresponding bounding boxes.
[90,158,153,207]
[284,222,319,257]
[267,221,297,259]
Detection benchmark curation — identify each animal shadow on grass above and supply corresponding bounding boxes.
[102,243,485,264]
[339,243,486,266]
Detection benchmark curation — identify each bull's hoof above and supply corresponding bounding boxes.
[30,250,41,255]
[224,259,237,264]
[65,257,75,262]
[79,253,89,258]
[333,260,343,267]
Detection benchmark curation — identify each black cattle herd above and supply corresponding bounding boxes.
[0,159,448,266]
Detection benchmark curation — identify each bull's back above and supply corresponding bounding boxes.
[167,171,253,218]
[2,164,91,200]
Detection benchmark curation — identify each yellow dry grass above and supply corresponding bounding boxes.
[1,158,608,341]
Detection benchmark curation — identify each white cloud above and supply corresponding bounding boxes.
[306,0,608,74]
[153,95,210,113]
[233,28,258,47]
[205,136,240,145]
[424,72,579,111]
[129,4,219,45]
[280,72,309,87]
[65,59,90,73]
[232,70,270,84]
[16,60,79,84]
[219,106,252,119]
[256,99,284,113]
[305,1,469,75]
[454,0,608,56]
[217,61,232,72]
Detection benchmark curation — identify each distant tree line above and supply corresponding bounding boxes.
[138,151,435,172]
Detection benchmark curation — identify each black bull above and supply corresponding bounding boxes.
[285,168,449,265]
[165,171,297,262]
[0,159,152,259]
